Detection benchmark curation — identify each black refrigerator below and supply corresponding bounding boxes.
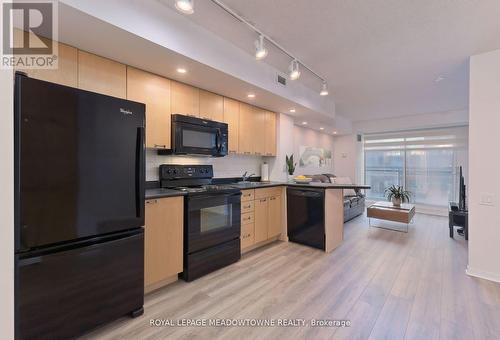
[14,73,146,339]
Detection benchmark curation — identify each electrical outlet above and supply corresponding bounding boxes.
[480,192,494,206]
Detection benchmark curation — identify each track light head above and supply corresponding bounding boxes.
[320,82,329,96]
[175,0,194,14]
[289,59,301,80]
[254,35,268,60]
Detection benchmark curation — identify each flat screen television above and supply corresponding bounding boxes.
[458,166,467,211]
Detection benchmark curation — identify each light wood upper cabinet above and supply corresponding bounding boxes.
[254,197,268,244]
[171,81,199,117]
[144,197,183,288]
[199,90,223,121]
[265,111,277,156]
[127,67,171,149]
[77,51,126,98]
[223,97,240,154]
[238,103,255,155]
[268,195,282,237]
[13,29,78,87]
[253,107,267,156]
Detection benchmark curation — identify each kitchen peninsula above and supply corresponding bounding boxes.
[146,181,370,255]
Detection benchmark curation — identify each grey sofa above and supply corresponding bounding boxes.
[307,174,366,222]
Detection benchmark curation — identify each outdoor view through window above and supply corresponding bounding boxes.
[364,127,468,207]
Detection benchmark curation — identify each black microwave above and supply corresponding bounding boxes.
[168,114,228,157]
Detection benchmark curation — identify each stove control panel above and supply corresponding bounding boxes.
[160,164,214,180]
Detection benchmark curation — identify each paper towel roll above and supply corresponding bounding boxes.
[261,162,269,182]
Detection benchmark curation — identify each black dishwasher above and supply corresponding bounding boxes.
[287,187,325,250]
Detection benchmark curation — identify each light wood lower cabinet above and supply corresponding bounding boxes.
[268,195,282,237]
[144,197,183,290]
[127,67,171,149]
[254,197,269,243]
[241,187,284,253]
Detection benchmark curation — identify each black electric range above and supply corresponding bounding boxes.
[160,164,241,281]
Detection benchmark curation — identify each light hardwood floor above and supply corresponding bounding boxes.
[81,213,500,340]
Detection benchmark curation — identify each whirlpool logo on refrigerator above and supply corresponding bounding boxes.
[120,108,133,115]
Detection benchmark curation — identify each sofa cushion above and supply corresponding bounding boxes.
[306,174,331,183]
[349,196,359,205]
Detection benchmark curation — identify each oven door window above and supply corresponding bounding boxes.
[200,204,233,233]
[187,193,241,253]
[183,129,216,149]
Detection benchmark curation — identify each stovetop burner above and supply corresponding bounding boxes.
[173,184,239,194]
[159,164,240,196]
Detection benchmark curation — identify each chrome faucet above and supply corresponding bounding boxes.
[242,171,256,182]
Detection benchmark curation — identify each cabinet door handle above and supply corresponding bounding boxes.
[154,144,166,149]
[244,204,251,209]
[260,198,267,202]
[270,197,275,201]
[146,199,158,204]
[244,152,251,155]
[254,152,261,155]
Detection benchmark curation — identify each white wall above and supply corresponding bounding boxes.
[467,49,500,283]
[267,113,294,182]
[0,69,14,338]
[333,134,358,181]
[353,109,468,134]
[292,126,335,176]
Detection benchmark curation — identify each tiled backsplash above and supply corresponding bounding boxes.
[146,149,265,181]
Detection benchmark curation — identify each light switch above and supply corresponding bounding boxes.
[341,152,347,158]
[480,192,494,206]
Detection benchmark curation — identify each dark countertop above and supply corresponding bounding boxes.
[145,188,186,199]
[229,181,285,190]
[230,181,370,190]
[145,182,370,199]
[287,183,371,190]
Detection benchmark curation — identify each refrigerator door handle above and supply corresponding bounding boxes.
[136,127,145,219]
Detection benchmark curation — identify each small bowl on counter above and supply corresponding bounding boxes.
[293,177,313,184]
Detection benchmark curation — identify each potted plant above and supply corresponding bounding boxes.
[385,185,411,206]
[285,154,297,182]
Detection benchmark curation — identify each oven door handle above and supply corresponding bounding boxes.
[215,128,222,153]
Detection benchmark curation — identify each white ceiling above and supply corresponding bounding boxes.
[167,0,500,121]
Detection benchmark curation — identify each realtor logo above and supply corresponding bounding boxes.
[1,0,58,69]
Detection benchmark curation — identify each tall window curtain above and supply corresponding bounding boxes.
[364,126,468,207]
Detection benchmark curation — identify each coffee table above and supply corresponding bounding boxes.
[367,201,415,233]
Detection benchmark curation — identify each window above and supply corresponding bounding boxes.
[364,127,468,207]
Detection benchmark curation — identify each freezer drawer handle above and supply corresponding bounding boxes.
[18,257,42,266]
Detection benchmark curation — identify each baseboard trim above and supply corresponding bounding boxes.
[466,265,500,283]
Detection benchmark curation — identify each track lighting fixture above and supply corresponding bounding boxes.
[254,35,268,60]
[175,0,194,14]
[210,0,329,95]
[289,59,300,80]
[320,82,329,96]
